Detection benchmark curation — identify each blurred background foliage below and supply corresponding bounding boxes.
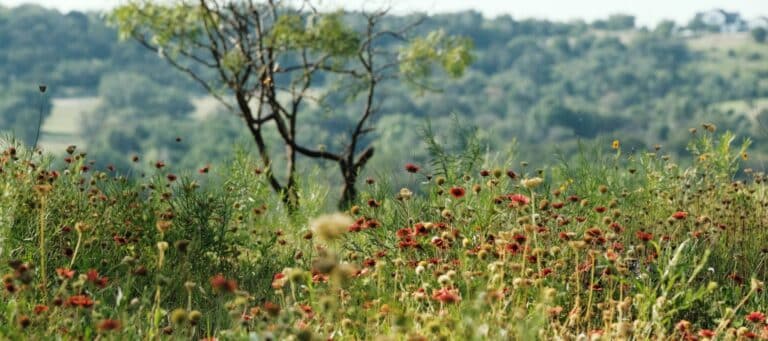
[2,4,768,199]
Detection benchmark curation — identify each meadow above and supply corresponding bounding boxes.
[0,125,766,340]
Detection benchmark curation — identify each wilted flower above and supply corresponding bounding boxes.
[33,184,53,196]
[310,213,354,242]
[157,241,169,252]
[97,319,122,332]
[521,177,543,189]
[398,188,413,201]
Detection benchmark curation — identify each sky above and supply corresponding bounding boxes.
[2,0,768,27]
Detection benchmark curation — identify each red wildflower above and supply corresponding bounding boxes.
[513,233,527,244]
[676,320,691,331]
[155,160,165,169]
[480,170,490,177]
[113,235,127,245]
[698,329,715,338]
[398,237,420,249]
[404,163,420,173]
[348,222,362,232]
[635,231,653,242]
[299,304,314,318]
[86,269,109,288]
[413,223,429,235]
[449,186,466,199]
[33,305,49,315]
[728,272,744,285]
[747,311,766,323]
[506,170,517,179]
[365,219,380,229]
[18,315,31,328]
[508,193,530,205]
[672,211,688,220]
[396,228,413,239]
[432,287,461,304]
[506,242,522,254]
[367,199,380,208]
[56,268,75,280]
[594,206,607,213]
[67,295,94,308]
[166,174,177,182]
[97,319,122,332]
[199,165,210,174]
[87,269,99,282]
[263,301,281,316]
[312,273,329,283]
[271,273,286,289]
[585,228,603,237]
[431,237,448,249]
[210,274,237,293]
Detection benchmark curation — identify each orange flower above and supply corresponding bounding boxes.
[56,268,75,280]
[33,305,49,315]
[432,287,461,304]
[449,186,466,199]
[507,193,530,205]
[67,295,94,308]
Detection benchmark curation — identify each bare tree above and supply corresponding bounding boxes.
[111,0,472,208]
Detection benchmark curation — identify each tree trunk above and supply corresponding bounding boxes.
[284,143,299,209]
[338,163,358,209]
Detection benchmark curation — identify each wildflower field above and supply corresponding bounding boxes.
[1,127,768,340]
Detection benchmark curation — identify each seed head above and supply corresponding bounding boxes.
[310,213,354,242]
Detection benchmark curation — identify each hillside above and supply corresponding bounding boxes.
[1,5,768,180]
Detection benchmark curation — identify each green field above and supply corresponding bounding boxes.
[2,127,767,339]
[39,96,223,153]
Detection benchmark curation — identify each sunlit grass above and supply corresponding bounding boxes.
[1,126,767,340]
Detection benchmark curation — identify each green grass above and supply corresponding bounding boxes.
[0,128,767,340]
[39,96,224,153]
[686,32,768,77]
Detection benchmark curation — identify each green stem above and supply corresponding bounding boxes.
[39,196,47,301]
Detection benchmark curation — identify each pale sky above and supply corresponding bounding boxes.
[2,0,768,26]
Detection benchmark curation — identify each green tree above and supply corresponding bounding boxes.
[97,72,193,119]
[752,27,767,43]
[0,84,51,146]
[110,1,472,208]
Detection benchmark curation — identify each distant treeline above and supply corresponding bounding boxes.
[1,4,768,180]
